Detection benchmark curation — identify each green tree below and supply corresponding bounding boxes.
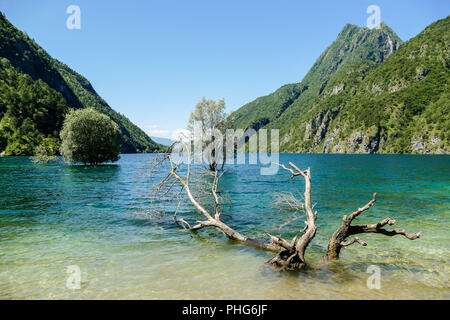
[187,97,226,171]
[30,136,59,164]
[188,97,226,131]
[31,144,56,164]
[60,108,121,166]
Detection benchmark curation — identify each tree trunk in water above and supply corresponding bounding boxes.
[266,164,316,270]
[326,193,421,261]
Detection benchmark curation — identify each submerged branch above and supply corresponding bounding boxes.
[326,193,421,261]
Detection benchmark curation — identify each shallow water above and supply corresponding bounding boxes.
[0,154,449,299]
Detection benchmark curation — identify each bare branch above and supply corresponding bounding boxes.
[349,217,422,240]
[288,162,308,178]
[345,193,377,223]
[274,192,304,212]
[278,215,302,231]
[340,237,367,247]
[274,162,298,178]
[327,194,421,261]
[268,165,317,270]
[174,216,192,230]
[266,234,294,251]
[273,162,307,179]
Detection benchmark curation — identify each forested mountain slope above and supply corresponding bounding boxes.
[0,12,161,155]
[276,16,449,153]
[225,23,402,133]
[225,17,449,154]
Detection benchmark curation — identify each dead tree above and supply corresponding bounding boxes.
[326,193,422,261]
[151,143,317,270]
[150,144,421,271]
[154,147,280,252]
[265,162,317,270]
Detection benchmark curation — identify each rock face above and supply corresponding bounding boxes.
[347,131,365,150]
[430,136,440,145]
[411,137,428,153]
[332,128,381,154]
[294,109,387,154]
[296,120,449,154]
[410,136,449,155]
[294,109,450,154]
[304,109,341,143]
[298,108,386,154]
[330,85,345,96]
[323,126,340,153]
[281,130,292,144]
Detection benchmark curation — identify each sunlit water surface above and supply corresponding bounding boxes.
[0,154,449,299]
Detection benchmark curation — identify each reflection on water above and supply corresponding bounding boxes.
[0,154,449,299]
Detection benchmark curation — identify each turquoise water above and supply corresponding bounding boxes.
[0,154,449,299]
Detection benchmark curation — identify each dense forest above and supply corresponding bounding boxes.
[0,58,66,155]
[0,12,162,156]
[225,17,449,154]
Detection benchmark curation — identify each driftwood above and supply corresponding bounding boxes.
[326,193,421,261]
[151,144,421,270]
[265,162,317,270]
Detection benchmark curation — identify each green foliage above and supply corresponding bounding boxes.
[60,108,121,166]
[31,138,58,164]
[0,12,162,155]
[225,83,305,131]
[288,16,450,154]
[188,97,226,131]
[225,16,450,154]
[187,98,227,171]
[226,23,403,133]
[0,57,68,155]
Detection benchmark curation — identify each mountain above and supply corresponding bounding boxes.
[225,18,449,154]
[150,136,175,146]
[277,16,450,154]
[225,23,402,132]
[0,12,162,156]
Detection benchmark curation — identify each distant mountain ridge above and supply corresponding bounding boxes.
[225,17,449,154]
[0,12,162,155]
[150,136,175,146]
[225,22,403,132]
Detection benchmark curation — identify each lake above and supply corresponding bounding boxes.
[0,154,449,299]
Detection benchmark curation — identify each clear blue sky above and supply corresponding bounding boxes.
[0,0,448,138]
